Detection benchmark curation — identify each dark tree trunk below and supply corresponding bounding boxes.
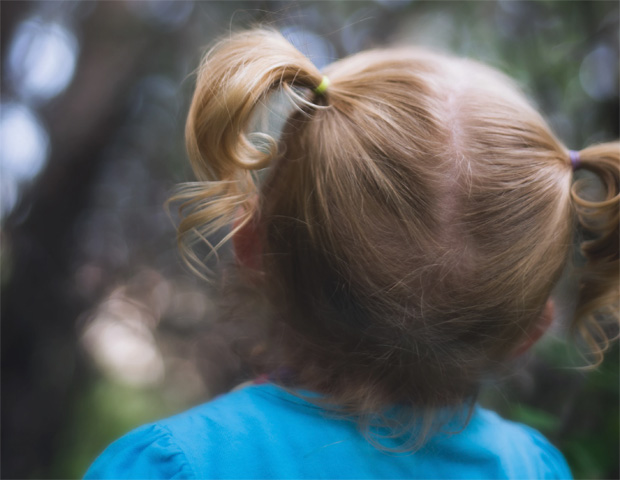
[1,4,157,476]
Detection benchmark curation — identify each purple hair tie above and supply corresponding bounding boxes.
[569,150,581,170]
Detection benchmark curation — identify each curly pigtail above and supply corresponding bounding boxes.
[171,30,324,276]
[570,142,620,365]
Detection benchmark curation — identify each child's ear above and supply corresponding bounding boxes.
[232,213,262,270]
[512,299,554,357]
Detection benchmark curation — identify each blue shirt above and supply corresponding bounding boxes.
[85,383,572,479]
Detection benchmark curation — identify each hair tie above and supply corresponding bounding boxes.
[569,150,581,170]
[314,76,330,95]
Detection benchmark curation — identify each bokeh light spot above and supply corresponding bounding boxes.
[82,292,165,388]
[127,0,194,29]
[0,103,50,219]
[579,44,619,101]
[280,27,336,70]
[7,19,79,102]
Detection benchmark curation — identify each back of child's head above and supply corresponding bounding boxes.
[176,30,619,425]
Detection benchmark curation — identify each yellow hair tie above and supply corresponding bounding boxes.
[314,76,330,95]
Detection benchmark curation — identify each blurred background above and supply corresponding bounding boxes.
[1,1,618,478]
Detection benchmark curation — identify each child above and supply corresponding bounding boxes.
[85,30,618,479]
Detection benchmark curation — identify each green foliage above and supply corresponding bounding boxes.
[505,341,619,480]
[50,379,175,479]
[509,404,561,434]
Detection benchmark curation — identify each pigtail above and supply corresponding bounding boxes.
[570,142,620,365]
[171,30,324,276]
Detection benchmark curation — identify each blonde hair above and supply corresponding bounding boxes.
[172,29,619,441]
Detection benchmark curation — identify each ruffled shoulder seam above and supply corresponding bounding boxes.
[150,423,199,479]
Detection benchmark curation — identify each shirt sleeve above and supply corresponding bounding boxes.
[84,423,196,479]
